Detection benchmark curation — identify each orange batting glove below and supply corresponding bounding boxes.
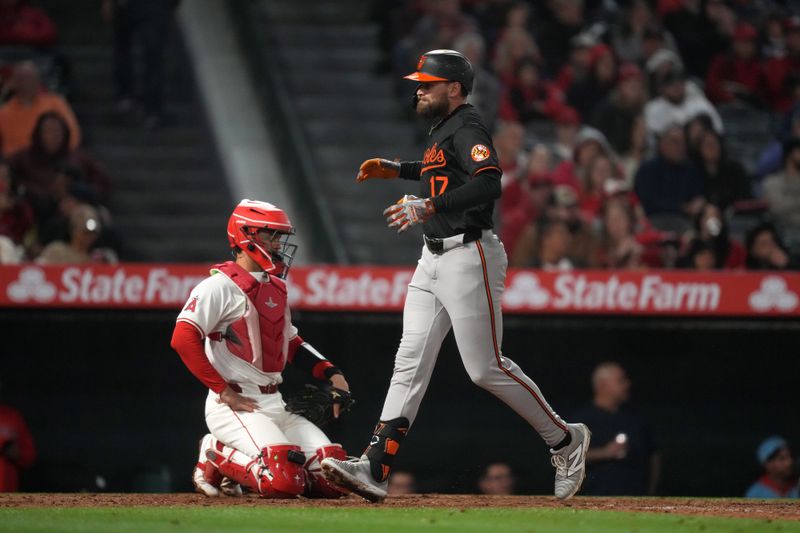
[356,158,400,182]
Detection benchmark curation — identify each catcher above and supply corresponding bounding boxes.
[171,199,353,499]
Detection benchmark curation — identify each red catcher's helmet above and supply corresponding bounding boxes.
[227,199,297,278]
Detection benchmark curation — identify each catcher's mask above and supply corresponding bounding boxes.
[227,199,298,278]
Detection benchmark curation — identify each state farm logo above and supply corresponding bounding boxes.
[748,276,798,312]
[289,269,413,308]
[502,272,721,312]
[7,267,57,303]
[503,273,550,309]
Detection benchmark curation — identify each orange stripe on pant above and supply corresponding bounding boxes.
[474,240,568,433]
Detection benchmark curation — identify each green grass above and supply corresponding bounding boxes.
[0,506,797,533]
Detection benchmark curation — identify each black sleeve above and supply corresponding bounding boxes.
[399,161,423,181]
[292,342,342,380]
[430,124,502,213]
[431,169,501,213]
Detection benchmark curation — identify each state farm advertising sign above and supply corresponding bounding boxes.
[0,264,798,317]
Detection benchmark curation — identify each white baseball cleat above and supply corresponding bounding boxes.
[320,455,388,503]
[193,435,221,497]
[193,434,243,497]
[192,463,221,497]
[550,423,591,500]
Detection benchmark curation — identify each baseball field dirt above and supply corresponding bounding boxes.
[1,493,798,532]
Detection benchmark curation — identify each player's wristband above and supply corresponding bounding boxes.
[323,365,343,379]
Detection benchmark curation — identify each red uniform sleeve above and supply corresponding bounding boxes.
[171,322,227,393]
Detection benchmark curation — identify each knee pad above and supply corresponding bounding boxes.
[305,444,348,499]
[262,444,306,497]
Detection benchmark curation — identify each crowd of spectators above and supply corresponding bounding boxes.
[380,0,800,271]
[0,1,116,265]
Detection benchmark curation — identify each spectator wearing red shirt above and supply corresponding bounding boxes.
[0,381,36,492]
[494,119,526,194]
[501,144,554,259]
[550,106,581,165]
[765,17,800,113]
[579,153,631,223]
[0,0,56,47]
[705,23,768,106]
[499,57,569,124]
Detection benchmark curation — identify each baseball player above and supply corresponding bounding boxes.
[171,199,349,499]
[321,50,590,502]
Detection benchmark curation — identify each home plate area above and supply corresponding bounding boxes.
[2,493,798,521]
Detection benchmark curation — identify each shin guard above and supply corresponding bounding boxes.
[364,417,409,483]
[305,444,348,499]
[205,442,305,498]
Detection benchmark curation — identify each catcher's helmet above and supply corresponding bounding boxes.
[227,199,297,278]
[404,49,474,93]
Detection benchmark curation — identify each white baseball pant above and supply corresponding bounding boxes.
[205,387,331,457]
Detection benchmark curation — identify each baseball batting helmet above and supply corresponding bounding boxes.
[227,199,297,278]
[404,49,474,93]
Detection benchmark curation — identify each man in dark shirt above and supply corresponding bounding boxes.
[573,362,660,496]
[321,49,590,504]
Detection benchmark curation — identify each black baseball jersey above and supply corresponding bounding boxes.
[398,104,502,239]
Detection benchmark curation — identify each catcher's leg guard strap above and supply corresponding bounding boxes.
[364,417,409,482]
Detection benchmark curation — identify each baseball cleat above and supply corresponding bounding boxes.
[193,434,221,497]
[550,423,591,500]
[192,462,220,497]
[320,455,388,503]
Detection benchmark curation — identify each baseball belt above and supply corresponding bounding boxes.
[228,383,279,395]
[424,228,483,255]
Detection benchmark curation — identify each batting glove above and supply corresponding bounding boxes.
[383,195,435,233]
[356,158,400,182]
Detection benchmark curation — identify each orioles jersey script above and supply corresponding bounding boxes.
[405,104,501,238]
[176,267,297,388]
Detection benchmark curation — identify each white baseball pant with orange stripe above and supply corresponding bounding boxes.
[380,230,569,447]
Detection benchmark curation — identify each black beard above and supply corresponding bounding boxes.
[417,98,449,119]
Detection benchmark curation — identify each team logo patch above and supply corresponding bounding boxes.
[183,296,199,312]
[471,144,490,162]
[417,55,426,70]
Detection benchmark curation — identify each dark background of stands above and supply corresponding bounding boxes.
[2,308,797,497]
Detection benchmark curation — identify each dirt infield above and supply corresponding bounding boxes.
[1,493,797,521]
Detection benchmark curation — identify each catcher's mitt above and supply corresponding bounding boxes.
[284,383,354,427]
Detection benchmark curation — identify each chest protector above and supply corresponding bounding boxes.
[213,261,288,373]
